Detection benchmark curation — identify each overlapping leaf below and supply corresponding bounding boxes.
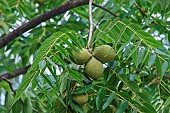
[10,30,81,108]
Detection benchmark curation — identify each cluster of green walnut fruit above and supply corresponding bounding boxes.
[70,45,116,106]
[72,45,116,80]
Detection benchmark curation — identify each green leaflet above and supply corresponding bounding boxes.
[162,96,170,109]
[155,56,163,80]
[73,84,94,94]
[23,98,33,113]
[5,90,13,110]
[96,87,106,110]
[102,92,115,110]
[115,101,128,113]
[12,100,22,113]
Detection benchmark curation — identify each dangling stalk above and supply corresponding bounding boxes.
[87,0,93,51]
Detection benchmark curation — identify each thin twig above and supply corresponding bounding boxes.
[92,3,118,17]
[16,0,21,8]
[93,15,105,32]
[133,2,147,17]
[76,65,81,70]
[2,77,16,95]
[133,2,165,29]
[2,77,24,108]
[164,75,170,80]
[87,0,93,50]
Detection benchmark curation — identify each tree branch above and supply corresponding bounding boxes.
[164,75,170,80]
[133,2,167,31]
[0,64,169,82]
[0,65,31,82]
[92,3,118,17]
[0,0,89,49]
[0,58,72,82]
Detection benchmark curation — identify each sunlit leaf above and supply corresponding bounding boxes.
[96,87,106,110]
[102,92,115,110]
[115,101,128,113]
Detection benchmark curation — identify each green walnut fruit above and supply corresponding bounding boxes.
[82,104,89,113]
[72,48,92,65]
[36,0,44,4]
[72,93,88,105]
[85,57,104,80]
[93,45,116,63]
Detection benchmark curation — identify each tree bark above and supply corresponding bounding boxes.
[0,65,30,82]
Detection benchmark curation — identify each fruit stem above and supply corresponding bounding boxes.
[76,65,81,70]
[87,0,93,50]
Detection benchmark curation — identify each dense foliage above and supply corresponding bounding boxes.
[0,0,170,113]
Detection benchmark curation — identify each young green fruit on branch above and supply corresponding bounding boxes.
[72,93,88,105]
[93,45,116,63]
[71,48,92,65]
[85,57,104,80]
